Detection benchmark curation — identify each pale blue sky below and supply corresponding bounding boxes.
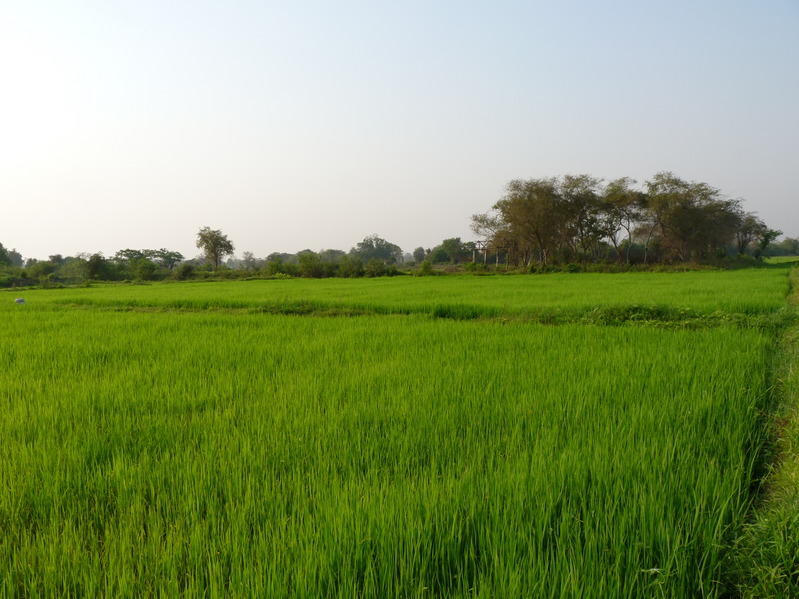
[2,1,797,260]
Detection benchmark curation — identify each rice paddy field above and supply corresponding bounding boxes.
[18,269,789,317]
[1,267,797,597]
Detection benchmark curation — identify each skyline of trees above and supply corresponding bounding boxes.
[2,229,797,287]
[1,172,796,285]
[471,171,784,267]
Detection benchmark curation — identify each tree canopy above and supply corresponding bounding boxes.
[472,172,779,267]
[350,235,402,264]
[196,227,235,270]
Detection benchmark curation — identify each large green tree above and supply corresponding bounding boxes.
[350,235,402,264]
[196,227,235,270]
[491,177,564,267]
[645,172,739,261]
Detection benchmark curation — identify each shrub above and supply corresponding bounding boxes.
[464,261,488,273]
[417,260,434,276]
[173,263,195,281]
[338,256,364,278]
[364,258,387,278]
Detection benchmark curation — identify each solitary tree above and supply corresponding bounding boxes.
[196,227,234,270]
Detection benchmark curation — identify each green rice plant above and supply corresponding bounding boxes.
[0,301,775,597]
[728,268,799,597]
[764,256,799,265]
[6,267,790,320]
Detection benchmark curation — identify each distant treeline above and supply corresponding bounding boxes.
[0,236,411,287]
[1,172,797,287]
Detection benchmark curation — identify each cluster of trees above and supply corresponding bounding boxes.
[2,175,796,288]
[409,238,476,265]
[227,235,405,279]
[217,235,488,277]
[471,172,784,267]
[0,247,186,286]
[0,232,412,286]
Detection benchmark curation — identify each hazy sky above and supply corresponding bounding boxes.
[2,1,797,261]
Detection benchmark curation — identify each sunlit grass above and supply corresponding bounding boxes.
[7,267,790,318]
[0,301,776,597]
[764,256,799,265]
[729,267,799,597]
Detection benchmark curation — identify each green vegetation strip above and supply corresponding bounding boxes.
[731,268,799,596]
[9,268,790,312]
[10,267,792,326]
[1,268,796,596]
[50,298,797,333]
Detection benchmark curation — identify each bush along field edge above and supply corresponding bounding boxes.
[731,266,799,596]
[49,297,796,333]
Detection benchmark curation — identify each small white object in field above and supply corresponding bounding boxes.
[14,298,25,304]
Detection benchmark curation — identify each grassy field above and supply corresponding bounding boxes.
[1,267,795,597]
[12,268,791,317]
[765,256,799,265]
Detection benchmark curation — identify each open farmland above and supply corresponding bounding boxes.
[1,267,796,597]
[16,267,791,318]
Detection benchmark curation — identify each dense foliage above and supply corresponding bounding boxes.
[471,172,784,267]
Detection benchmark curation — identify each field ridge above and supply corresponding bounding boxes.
[51,297,797,332]
[731,266,799,596]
